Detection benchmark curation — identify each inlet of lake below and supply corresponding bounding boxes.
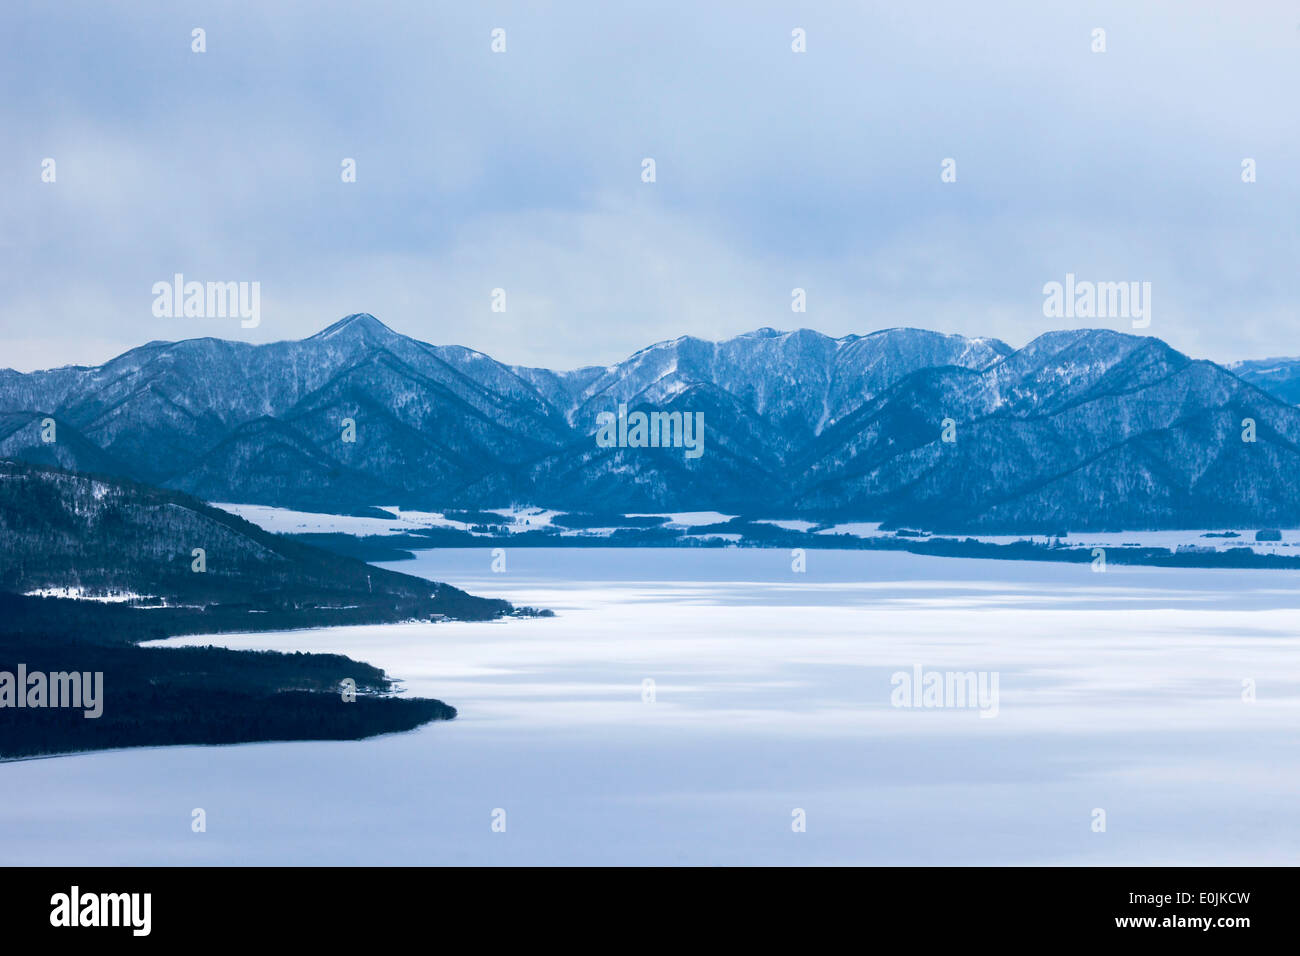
[4,548,1298,865]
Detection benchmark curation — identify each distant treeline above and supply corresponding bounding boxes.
[291,524,1300,571]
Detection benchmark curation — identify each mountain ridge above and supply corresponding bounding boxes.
[3,315,1297,531]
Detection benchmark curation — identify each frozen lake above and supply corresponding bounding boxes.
[3,548,1299,865]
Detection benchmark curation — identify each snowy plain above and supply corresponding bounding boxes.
[214,502,1300,555]
[2,548,1298,865]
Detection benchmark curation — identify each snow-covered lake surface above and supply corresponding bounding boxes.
[4,548,1299,865]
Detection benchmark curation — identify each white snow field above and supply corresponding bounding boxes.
[216,502,1300,555]
[2,548,1298,865]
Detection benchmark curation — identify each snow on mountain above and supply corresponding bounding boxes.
[2,315,1297,530]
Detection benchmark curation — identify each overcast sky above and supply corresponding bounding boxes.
[3,1,1298,372]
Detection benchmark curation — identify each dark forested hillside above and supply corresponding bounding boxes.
[0,458,510,622]
[0,460,522,759]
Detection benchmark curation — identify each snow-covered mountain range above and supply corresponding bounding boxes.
[3,313,1299,531]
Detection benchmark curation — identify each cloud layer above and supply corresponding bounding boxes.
[3,0,1297,371]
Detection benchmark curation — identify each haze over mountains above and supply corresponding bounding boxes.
[3,313,1300,532]
[1228,357,1300,406]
